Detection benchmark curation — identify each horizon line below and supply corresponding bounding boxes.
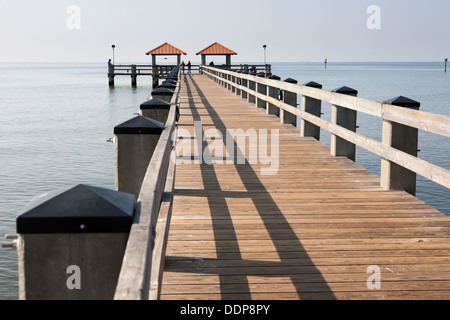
[0,60,446,64]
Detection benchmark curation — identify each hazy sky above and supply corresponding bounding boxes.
[1,0,449,63]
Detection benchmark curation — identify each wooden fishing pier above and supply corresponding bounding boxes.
[107,42,270,88]
[5,57,450,300]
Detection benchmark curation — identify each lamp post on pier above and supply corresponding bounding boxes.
[263,45,267,74]
[112,45,116,65]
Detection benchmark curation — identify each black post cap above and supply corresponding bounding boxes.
[268,75,281,80]
[284,78,298,84]
[164,79,178,85]
[159,82,177,89]
[303,81,323,89]
[140,98,171,110]
[383,96,420,110]
[333,86,358,96]
[114,116,164,135]
[17,185,135,234]
[151,88,174,96]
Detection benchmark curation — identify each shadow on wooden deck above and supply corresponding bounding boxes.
[164,74,336,300]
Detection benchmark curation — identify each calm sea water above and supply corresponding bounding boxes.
[0,62,449,300]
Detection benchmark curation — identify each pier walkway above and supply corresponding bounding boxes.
[159,73,450,300]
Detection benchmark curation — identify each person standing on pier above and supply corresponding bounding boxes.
[108,59,114,74]
[181,61,186,73]
[187,61,191,73]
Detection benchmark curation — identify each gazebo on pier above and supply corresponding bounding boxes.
[145,42,187,88]
[196,42,237,68]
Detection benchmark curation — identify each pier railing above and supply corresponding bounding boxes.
[201,65,450,195]
[113,70,181,300]
[7,67,182,300]
[108,64,269,75]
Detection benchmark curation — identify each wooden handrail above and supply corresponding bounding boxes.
[201,65,450,191]
[203,66,450,134]
[114,70,181,300]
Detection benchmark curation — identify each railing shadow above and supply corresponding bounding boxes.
[171,74,336,299]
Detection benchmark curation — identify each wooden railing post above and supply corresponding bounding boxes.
[151,87,174,104]
[256,73,267,110]
[231,74,236,93]
[381,96,420,196]
[16,184,135,300]
[114,116,164,198]
[267,75,281,116]
[247,73,256,104]
[300,81,323,140]
[241,72,248,101]
[331,86,358,161]
[281,78,298,126]
[159,80,177,92]
[223,71,227,88]
[140,98,171,125]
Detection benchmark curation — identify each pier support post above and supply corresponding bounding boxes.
[140,98,171,125]
[152,56,158,89]
[16,184,135,300]
[114,116,164,198]
[267,75,281,116]
[131,64,137,87]
[152,77,160,89]
[381,96,420,196]
[108,65,115,87]
[300,81,323,140]
[330,86,358,161]
[280,78,298,126]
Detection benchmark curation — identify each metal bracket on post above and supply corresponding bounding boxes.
[1,234,18,249]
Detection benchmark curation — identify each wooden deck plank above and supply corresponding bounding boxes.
[159,74,450,300]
